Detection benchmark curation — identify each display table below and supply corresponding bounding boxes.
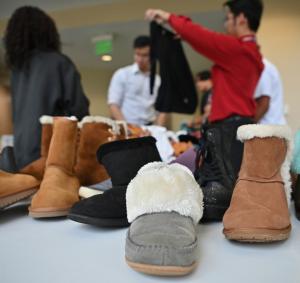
[1,201,298,283]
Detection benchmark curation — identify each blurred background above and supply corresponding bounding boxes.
[0,0,299,130]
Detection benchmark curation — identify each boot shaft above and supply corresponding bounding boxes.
[237,124,292,203]
[196,124,241,189]
[46,117,78,174]
[75,116,120,185]
[239,137,287,181]
[97,137,161,187]
[77,116,120,157]
[39,116,54,158]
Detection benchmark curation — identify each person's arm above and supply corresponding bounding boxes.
[155,112,168,126]
[107,69,126,121]
[145,9,241,67]
[254,96,270,122]
[109,104,125,121]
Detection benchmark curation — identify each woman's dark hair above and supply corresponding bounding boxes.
[4,6,61,69]
[133,35,150,49]
[224,0,263,32]
[196,70,211,81]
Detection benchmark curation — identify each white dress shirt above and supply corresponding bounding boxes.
[254,58,286,125]
[108,63,161,125]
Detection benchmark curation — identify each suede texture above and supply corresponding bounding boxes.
[74,122,114,186]
[70,186,127,219]
[20,123,53,179]
[98,137,161,187]
[30,118,80,212]
[223,137,290,231]
[126,212,198,267]
[0,170,40,198]
[30,167,80,211]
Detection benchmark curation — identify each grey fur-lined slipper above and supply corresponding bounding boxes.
[125,162,203,276]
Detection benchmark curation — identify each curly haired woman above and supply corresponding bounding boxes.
[3,6,89,172]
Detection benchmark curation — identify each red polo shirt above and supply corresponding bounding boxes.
[169,14,264,122]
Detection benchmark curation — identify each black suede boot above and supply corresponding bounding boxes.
[195,118,251,221]
[294,175,300,220]
[0,146,18,173]
[68,136,161,227]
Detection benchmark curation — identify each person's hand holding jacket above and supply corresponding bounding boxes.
[145,9,171,24]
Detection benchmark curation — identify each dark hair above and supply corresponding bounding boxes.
[4,6,61,69]
[224,0,263,32]
[133,36,150,49]
[196,70,211,81]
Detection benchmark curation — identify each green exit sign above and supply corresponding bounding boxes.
[95,40,112,56]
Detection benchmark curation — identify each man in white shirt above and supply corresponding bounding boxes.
[108,36,166,126]
[254,58,286,125]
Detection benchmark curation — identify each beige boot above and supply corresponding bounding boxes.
[223,125,292,242]
[75,116,120,186]
[29,117,80,218]
[0,170,40,209]
[20,116,53,179]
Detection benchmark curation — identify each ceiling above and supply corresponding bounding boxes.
[60,10,224,71]
[0,0,125,19]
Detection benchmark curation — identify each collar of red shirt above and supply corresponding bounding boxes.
[239,34,257,43]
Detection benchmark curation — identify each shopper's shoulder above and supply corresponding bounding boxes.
[118,64,135,74]
[259,61,278,84]
[113,64,134,78]
[35,51,75,68]
[264,59,279,74]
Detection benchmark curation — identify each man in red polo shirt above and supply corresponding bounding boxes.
[146,0,264,221]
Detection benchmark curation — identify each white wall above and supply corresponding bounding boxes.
[79,67,113,117]
[257,0,300,132]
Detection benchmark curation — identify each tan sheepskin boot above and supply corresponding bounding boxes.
[74,116,122,186]
[20,115,53,180]
[223,125,292,242]
[29,117,80,218]
[0,170,40,209]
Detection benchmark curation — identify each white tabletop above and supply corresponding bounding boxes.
[1,201,299,283]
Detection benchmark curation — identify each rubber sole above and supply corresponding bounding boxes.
[68,213,129,227]
[201,204,228,222]
[0,188,38,209]
[223,225,291,242]
[126,258,197,276]
[28,208,70,218]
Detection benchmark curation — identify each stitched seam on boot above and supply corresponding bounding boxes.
[126,232,198,252]
[238,178,284,184]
